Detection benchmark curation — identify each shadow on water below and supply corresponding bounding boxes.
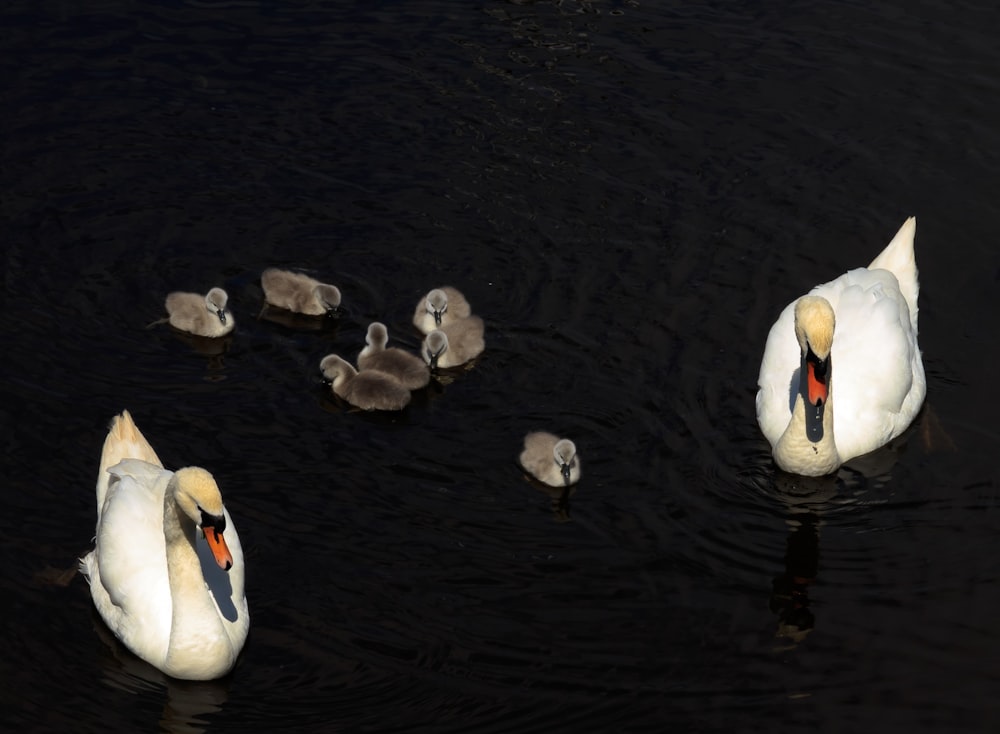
[517,467,578,524]
[164,330,235,375]
[256,304,343,335]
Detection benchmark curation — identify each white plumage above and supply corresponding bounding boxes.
[756,217,925,475]
[79,411,249,680]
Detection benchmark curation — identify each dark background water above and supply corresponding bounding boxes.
[3,0,1000,731]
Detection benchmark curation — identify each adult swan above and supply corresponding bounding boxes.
[756,217,925,476]
[79,410,249,679]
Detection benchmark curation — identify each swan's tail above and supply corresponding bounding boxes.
[868,216,919,331]
[95,410,163,513]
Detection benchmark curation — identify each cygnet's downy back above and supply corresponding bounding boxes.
[320,354,411,411]
[262,268,341,316]
[421,315,485,369]
[519,431,581,487]
[412,286,472,334]
[358,322,430,390]
[165,287,234,338]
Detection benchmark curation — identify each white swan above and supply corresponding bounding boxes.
[421,315,485,369]
[165,287,234,337]
[261,268,341,315]
[756,217,926,476]
[519,431,581,487]
[358,322,430,390]
[320,354,411,411]
[412,286,472,334]
[79,410,249,680]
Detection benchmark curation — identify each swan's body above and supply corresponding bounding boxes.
[79,411,249,680]
[756,217,925,476]
[261,268,341,315]
[519,432,581,487]
[358,322,430,390]
[165,288,234,337]
[320,354,411,411]
[412,286,472,334]
[421,316,485,369]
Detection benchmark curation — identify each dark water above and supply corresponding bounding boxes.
[3,0,1000,731]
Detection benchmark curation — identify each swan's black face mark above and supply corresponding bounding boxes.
[199,508,227,535]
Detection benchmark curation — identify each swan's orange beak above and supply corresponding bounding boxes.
[203,526,234,571]
[806,357,829,407]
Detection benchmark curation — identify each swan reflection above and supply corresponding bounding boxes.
[167,330,233,375]
[766,472,838,649]
[770,508,820,647]
[257,302,341,333]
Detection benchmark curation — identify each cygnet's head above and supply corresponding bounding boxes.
[553,439,578,486]
[793,296,835,360]
[424,289,449,326]
[206,288,230,325]
[422,330,448,369]
[366,322,389,350]
[319,354,353,382]
[314,284,342,313]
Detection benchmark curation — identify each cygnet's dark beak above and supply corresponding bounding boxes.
[217,310,227,325]
[560,462,572,486]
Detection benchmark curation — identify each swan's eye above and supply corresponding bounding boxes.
[805,346,828,381]
[200,509,227,534]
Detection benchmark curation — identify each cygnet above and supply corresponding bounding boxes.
[412,286,472,334]
[320,354,411,411]
[421,315,485,369]
[261,268,341,315]
[519,432,581,487]
[358,322,430,390]
[165,287,234,337]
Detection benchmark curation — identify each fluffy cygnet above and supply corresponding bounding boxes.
[412,286,472,334]
[261,268,341,315]
[165,287,234,337]
[358,322,430,390]
[320,354,411,411]
[519,431,581,487]
[421,315,485,369]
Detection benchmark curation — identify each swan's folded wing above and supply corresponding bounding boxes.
[824,272,919,460]
[96,465,173,627]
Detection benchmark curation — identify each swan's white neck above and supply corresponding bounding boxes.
[162,480,234,677]
[773,360,840,476]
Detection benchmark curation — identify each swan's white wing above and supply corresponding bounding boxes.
[91,461,174,662]
[814,268,921,461]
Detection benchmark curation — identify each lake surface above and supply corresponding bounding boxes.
[3,0,1000,731]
